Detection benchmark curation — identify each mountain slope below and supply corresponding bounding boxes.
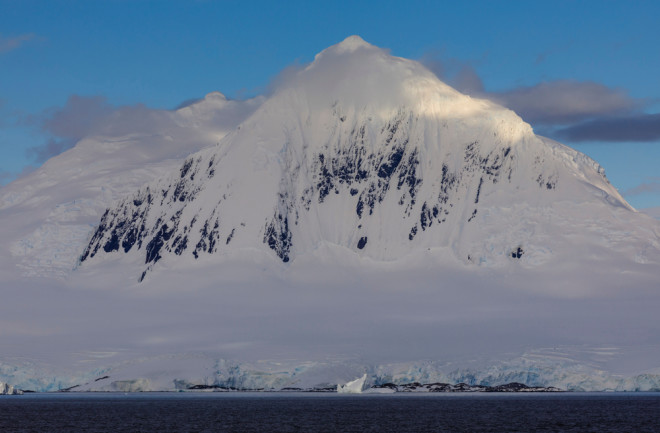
[79,36,659,281]
[0,92,262,279]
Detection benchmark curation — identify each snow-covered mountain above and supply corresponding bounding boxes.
[0,92,262,278]
[1,36,660,393]
[78,35,659,281]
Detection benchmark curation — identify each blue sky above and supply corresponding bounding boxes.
[1,0,659,210]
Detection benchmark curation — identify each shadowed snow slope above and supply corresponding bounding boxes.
[1,36,660,392]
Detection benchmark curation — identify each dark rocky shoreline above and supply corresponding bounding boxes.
[181,381,563,393]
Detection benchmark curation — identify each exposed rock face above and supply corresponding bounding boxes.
[371,382,562,392]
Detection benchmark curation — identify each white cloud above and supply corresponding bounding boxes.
[624,181,660,197]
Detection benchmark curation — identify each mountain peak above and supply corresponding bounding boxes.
[283,36,496,125]
[203,91,228,101]
[333,35,373,52]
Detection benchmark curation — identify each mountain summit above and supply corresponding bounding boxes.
[80,36,659,280]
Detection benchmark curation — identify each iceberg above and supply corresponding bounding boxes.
[0,382,22,395]
[337,374,367,393]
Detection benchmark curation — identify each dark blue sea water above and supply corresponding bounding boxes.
[1,392,660,432]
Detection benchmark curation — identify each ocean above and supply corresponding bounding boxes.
[1,392,659,432]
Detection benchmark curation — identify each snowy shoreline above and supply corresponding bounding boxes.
[13,382,567,394]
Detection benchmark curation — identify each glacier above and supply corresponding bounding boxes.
[3,348,660,393]
[0,36,659,393]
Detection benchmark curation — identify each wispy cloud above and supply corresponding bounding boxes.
[534,41,573,65]
[0,165,37,186]
[556,113,660,143]
[27,137,78,164]
[264,61,306,96]
[623,180,660,197]
[0,33,37,54]
[22,92,263,164]
[420,53,486,95]
[24,95,144,163]
[22,95,190,163]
